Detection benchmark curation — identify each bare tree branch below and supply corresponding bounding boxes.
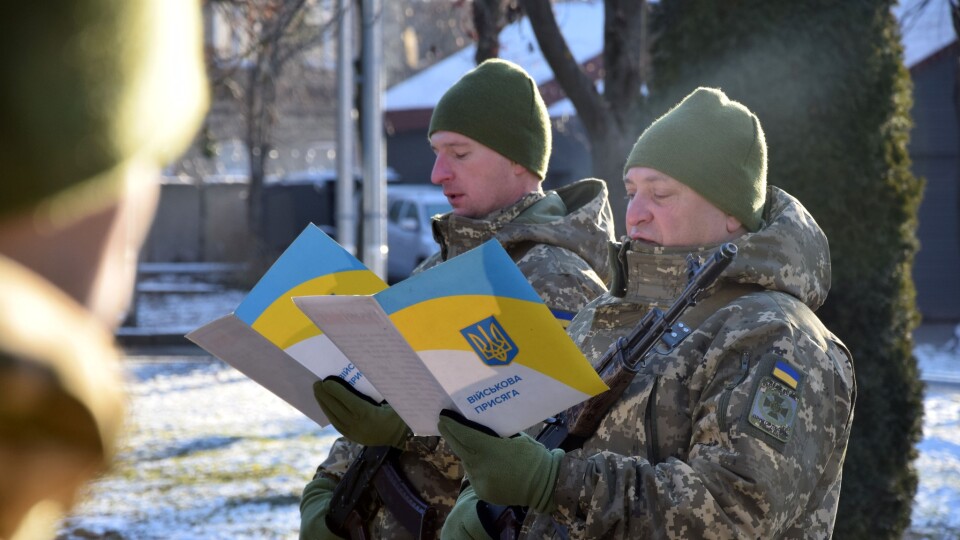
[519,0,608,133]
[472,0,504,63]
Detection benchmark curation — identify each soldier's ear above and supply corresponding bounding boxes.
[725,214,745,235]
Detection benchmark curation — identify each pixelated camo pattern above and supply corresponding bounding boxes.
[520,186,857,539]
[305,179,615,538]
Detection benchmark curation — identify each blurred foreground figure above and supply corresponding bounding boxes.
[0,1,208,538]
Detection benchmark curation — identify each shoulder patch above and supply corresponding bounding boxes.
[744,356,804,448]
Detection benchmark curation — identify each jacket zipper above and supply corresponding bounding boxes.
[718,352,751,431]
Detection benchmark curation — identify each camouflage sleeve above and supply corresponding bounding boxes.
[315,436,363,479]
[300,436,363,537]
[544,312,854,538]
[300,474,338,540]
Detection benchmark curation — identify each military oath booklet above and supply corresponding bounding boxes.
[188,226,606,436]
[186,224,389,427]
[294,240,607,437]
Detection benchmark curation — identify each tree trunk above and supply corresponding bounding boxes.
[519,0,649,237]
[588,124,634,239]
[244,45,280,280]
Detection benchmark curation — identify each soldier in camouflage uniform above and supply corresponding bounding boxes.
[438,87,857,539]
[300,59,615,539]
[0,2,208,538]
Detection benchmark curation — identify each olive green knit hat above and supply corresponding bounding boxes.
[429,59,551,179]
[623,87,767,231]
[0,0,209,223]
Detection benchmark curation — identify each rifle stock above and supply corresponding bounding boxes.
[326,443,439,540]
[341,509,369,540]
[489,243,738,538]
[326,445,393,539]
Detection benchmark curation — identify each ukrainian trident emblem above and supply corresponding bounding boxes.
[460,316,518,366]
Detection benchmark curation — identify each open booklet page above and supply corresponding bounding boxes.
[295,240,608,437]
[186,224,387,426]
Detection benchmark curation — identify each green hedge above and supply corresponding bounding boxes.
[648,1,924,536]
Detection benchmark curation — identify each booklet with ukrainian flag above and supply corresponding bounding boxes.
[293,239,608,437]
[185,224,389,427]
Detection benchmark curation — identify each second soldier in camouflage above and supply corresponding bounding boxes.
[439,87,856,539]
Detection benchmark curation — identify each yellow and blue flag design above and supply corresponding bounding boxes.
[372,240,607,435]
[235,225,387,348]
[772,360,800,390]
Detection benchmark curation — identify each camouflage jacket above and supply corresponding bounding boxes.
[303,179,615,539]
[519,186,856,539]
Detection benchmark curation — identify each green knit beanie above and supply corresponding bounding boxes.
[623,87,767,231]
[0,0,209,223]
[429,59,551,179]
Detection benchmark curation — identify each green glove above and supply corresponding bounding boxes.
[440,485,496,540]
[438,410,563,512]
[299,474,343,540]
[313,376,411,448]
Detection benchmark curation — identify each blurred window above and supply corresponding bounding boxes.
[388,200,405,223]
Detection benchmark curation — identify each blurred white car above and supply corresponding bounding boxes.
[387,184,451,282]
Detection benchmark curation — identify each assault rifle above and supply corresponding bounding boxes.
[326,444,438,540]
[481,242,738,538]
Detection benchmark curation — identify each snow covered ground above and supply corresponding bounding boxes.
[57,278,960,539]
[910,337,960,538]
[60,357,335,539]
